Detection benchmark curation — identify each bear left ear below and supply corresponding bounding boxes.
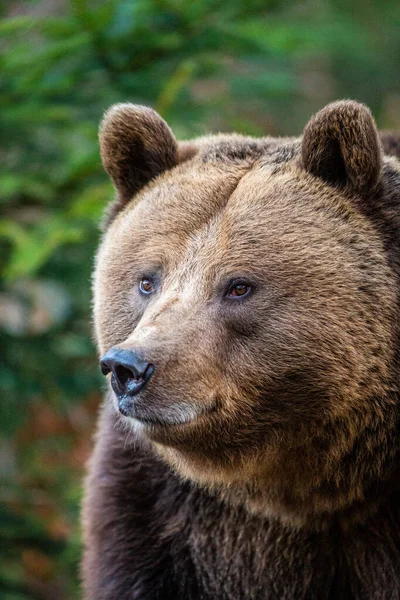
[301,100,382,195]
[99,104,197,225]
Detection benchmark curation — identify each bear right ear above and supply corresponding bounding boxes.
[301,100,382,196]
[99,104,197,225]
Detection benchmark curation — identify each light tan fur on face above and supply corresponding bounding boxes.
[93,101,400,524]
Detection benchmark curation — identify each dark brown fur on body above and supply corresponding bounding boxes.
[83,402,400,600]
[83,101,400,599]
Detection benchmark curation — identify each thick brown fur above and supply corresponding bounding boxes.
[82,101,400,599]
[381,131,400,160]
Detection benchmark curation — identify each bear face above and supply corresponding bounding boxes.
[94,102,400,523]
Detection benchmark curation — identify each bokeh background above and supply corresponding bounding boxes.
[1,0,400,597]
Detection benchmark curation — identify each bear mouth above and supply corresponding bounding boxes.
[116,394,217,428]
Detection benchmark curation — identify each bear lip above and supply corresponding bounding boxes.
[116,396,218,428]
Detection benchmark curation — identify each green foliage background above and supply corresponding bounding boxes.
[1,0,400,597]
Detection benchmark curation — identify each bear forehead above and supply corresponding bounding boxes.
[108,136,300,234]
[111,144,366,251]
[99,149,387,299]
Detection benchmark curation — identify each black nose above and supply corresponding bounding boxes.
[100,348,155,399]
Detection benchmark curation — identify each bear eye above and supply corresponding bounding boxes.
[226,280,252,299]
[139,277,155,295]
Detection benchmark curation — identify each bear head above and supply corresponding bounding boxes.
[93,101,400,524]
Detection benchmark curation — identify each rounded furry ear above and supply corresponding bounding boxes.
[301,100,382,195]
[99,103,178,213]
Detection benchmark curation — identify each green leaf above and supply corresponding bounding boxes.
[2,219,85,280]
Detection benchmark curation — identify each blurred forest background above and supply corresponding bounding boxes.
[1,0,400,597]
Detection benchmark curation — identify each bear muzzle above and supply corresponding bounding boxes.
[100,347,155,415]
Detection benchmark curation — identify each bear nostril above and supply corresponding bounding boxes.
[115,364,137,386]
[113,362,155,397]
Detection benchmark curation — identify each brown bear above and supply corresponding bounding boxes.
[82,100,400,599]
